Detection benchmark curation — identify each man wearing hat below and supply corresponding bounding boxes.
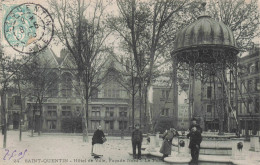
[131,124,143,159]
[189,118,202,134]
[187,126,202,164]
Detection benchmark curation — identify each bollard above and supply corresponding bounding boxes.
[147,134,156,152]
[250,136,260,152]
[242,129,245,136]
[155,132,160,147]
[231,138,245,160]
[178,136,190,157]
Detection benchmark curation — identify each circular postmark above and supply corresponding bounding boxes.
[4,3,54,54]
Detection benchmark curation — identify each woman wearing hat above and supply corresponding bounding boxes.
[160,128,179,160]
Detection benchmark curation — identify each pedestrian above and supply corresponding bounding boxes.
[131,124,143,159]
[91,125,106,158]
[160,128,179,160]
[187,126,202,165]
[189,118,203,134]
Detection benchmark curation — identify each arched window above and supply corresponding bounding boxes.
[47,72,58,97]
[61,72,73,97]
[104,83,120,98]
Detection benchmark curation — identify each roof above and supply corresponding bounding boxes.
[174,15,237,51]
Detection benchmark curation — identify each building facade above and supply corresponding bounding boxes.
[237,46,260,136]
[2,49,177,134]
[24,49,131,134]
[147,84,175,133]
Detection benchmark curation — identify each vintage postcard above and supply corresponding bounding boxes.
[0,0,260,165]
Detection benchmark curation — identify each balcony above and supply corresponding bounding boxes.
[89,116,102,120]
[160,98,173,102]
[103,116,116,121]
[46,97,81,104]
[118,116,128,121]
[45,116,58,120]
[90,98,129,104]
[61,115,72,119]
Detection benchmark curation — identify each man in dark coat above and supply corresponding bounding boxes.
[189,118,202,134]
[131,124,143,159]
[187,127,202,165]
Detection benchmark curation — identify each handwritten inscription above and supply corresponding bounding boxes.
[3,149,27,161]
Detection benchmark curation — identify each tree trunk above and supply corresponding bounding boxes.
[201,78,205,130]
[18,81,22,141]
[139,81,142,127]
[172,57,178,128]
[31,110,35,137]
[132,87,135,130]
[234,63,239,134]
[1,93,7,148]
[218,65,225,135]
[82,104,88,142]
[83,81,89,142]
[38,100,43,136]
[31,100,38,137]
[144,86,148,133]
[188,65,192,127]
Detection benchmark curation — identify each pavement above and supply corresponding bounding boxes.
[0,131,260,165]
[0,131,167,165]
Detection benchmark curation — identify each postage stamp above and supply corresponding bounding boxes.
[3,3,54,54]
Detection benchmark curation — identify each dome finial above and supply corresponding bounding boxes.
[197,2,209,19]
[201,2,207,14]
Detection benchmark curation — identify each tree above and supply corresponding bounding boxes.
[22,52,58,136]
[49,0,110,142]
[108,0,199,131]
[207,0,260,52]
[198,0,260,133]
[168,0,260,134]
[9,57,28,141]
[0,46,38,146]
[0,50,29,146]
[109,50,139,129]
[0,49,11,148]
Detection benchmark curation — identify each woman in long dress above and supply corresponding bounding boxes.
[160,128,179,160]
[91,125,105,158]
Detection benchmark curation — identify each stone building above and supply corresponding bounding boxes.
[237,45,260,136]
[24,49,130,134]
[149,83,174,132]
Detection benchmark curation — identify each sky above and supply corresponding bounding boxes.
[1,0,260,58]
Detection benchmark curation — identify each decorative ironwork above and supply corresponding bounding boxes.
[172,3,239,133]
[237,142,243,151]
[179,140,185,147]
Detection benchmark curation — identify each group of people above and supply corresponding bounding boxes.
[130,119,202,164]
[91,118,202,164]
[158,119,202,165]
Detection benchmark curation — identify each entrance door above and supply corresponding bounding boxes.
[13,113,19,129]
